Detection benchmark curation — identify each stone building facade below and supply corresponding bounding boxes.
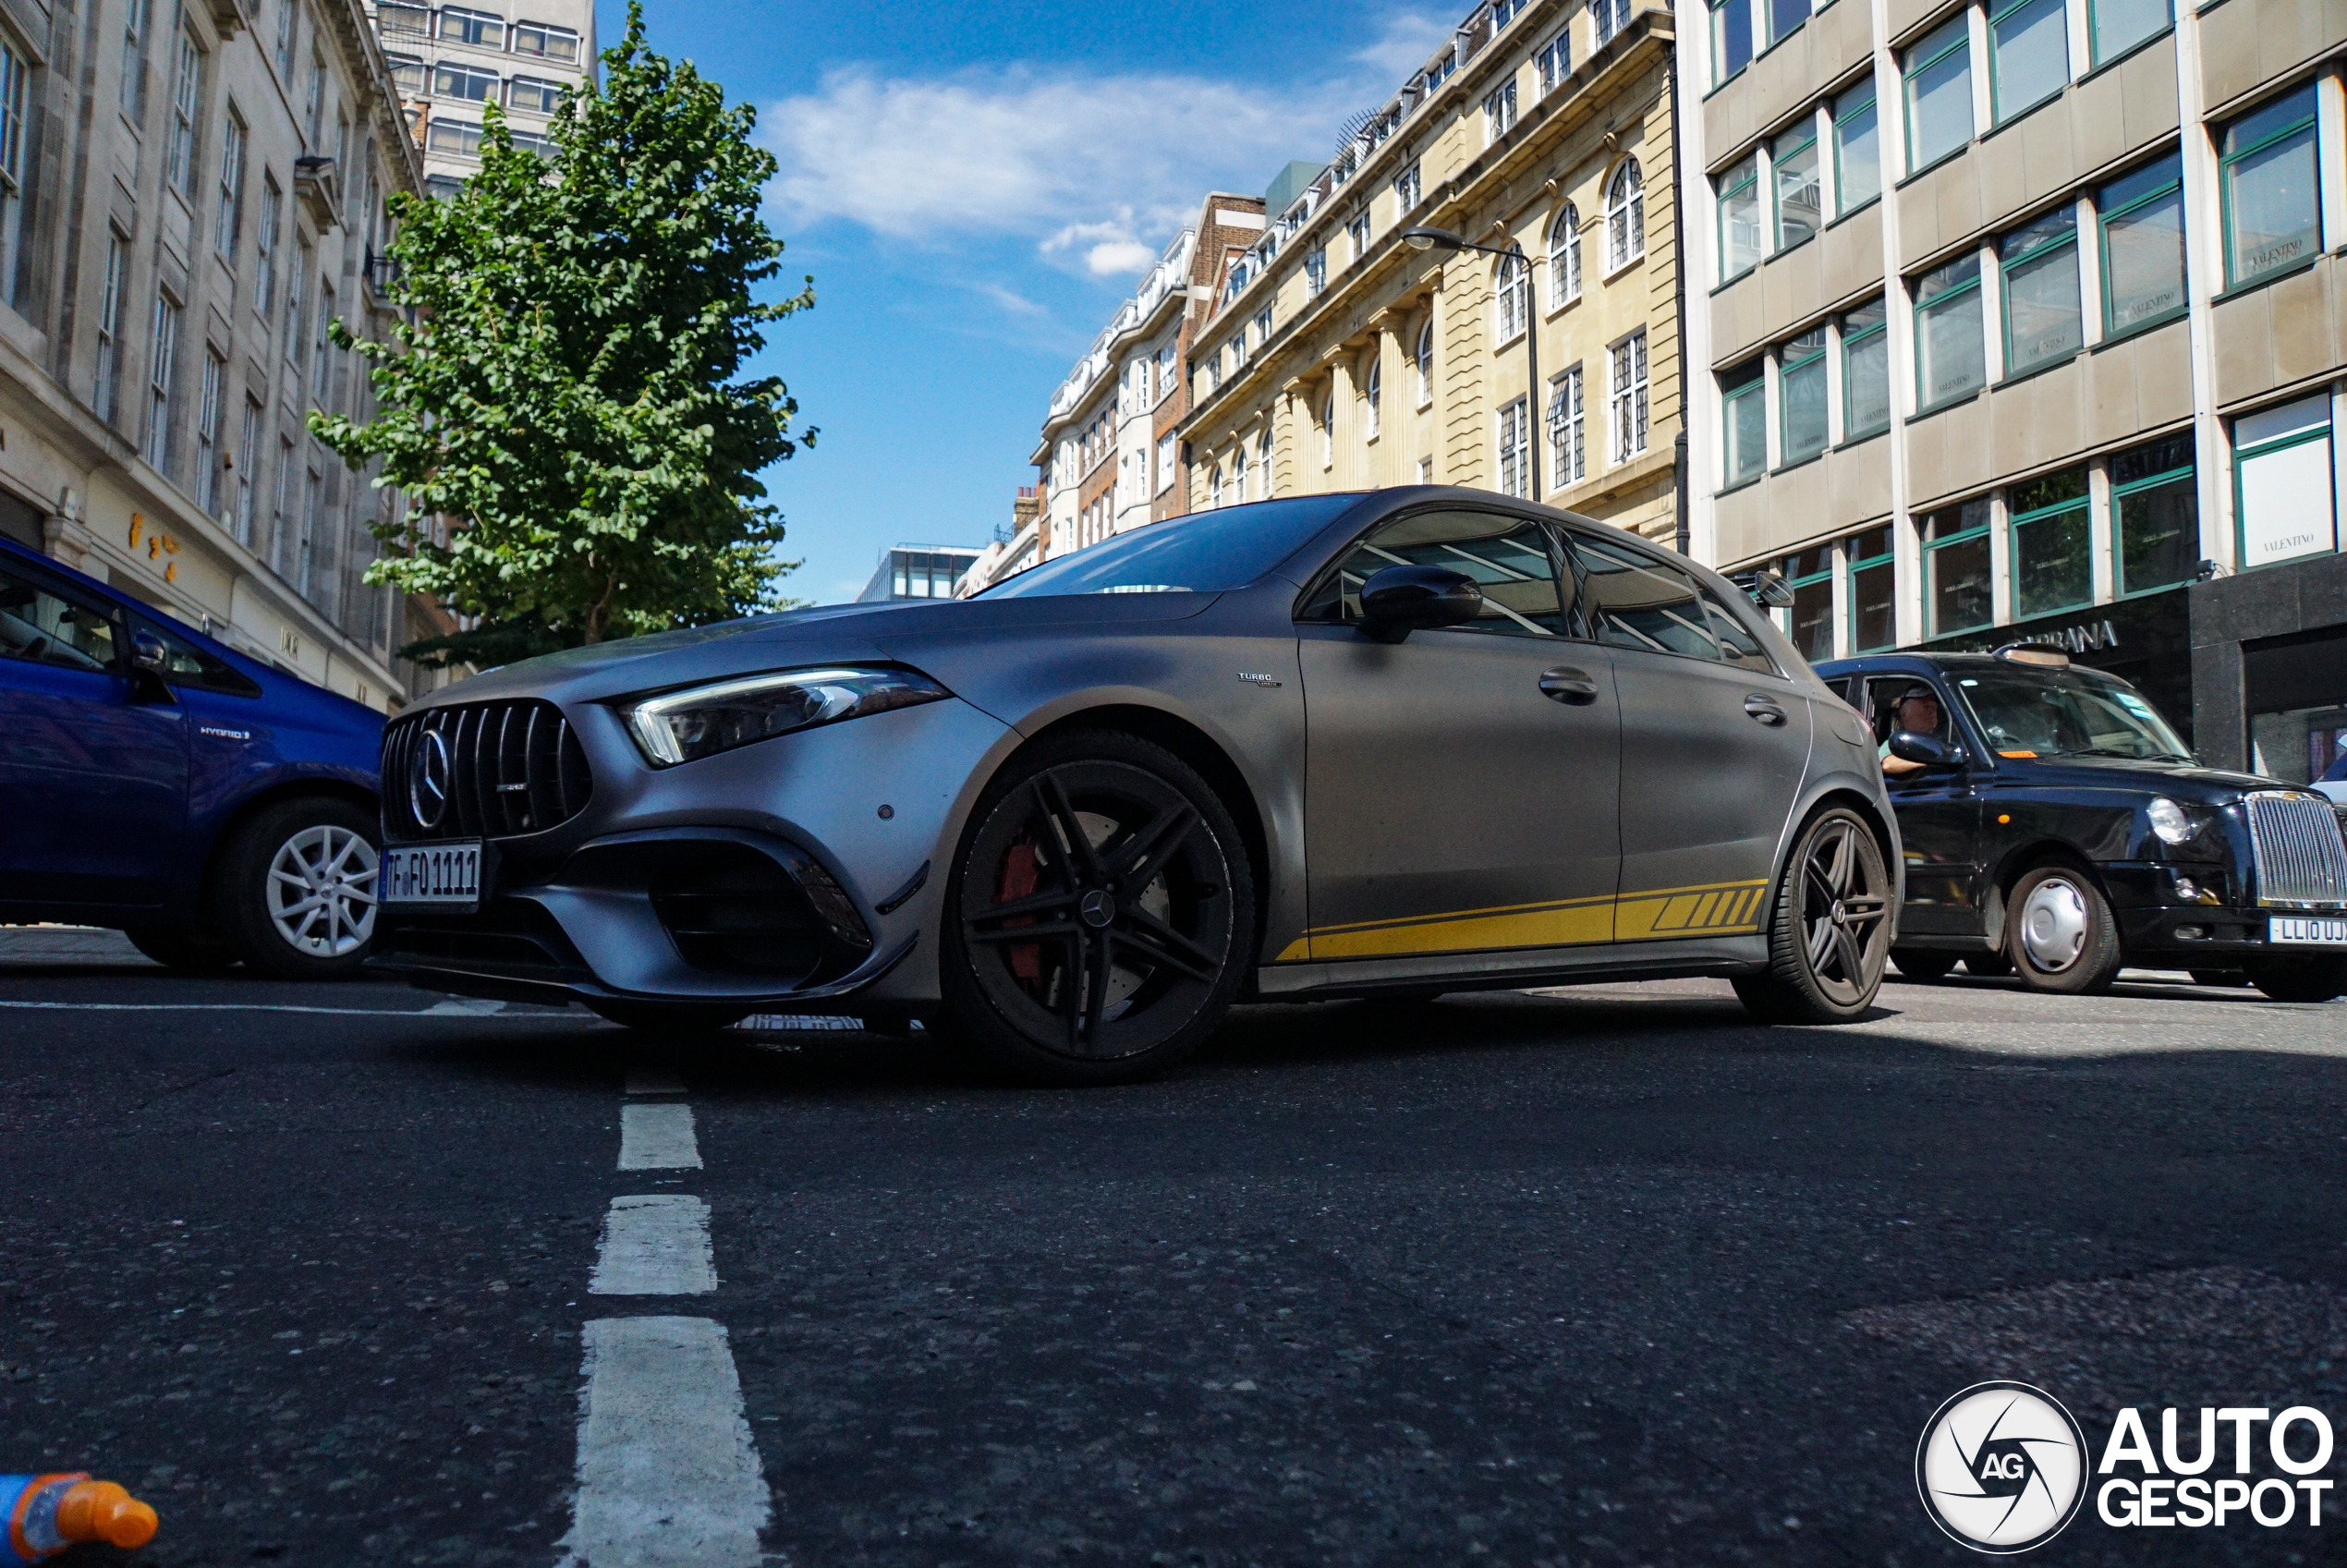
[0,0,435,711]
[1181,0,1683,545]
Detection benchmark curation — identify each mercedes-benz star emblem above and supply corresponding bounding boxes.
[410,729,452,831]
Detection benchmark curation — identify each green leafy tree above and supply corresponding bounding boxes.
[314,1,812,664]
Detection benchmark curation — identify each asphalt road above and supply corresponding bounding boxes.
[5,935,2345,1567]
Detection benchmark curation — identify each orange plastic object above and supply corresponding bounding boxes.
[55,1481,157,1550]
[1999,749,2039,759]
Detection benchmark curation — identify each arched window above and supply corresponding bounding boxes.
[1231,442,1248,502]
[1414,321,1434,406]
[1606,159,1645,271]
[1320,393,1335,468]
[1366,357,1382,439]
[1256,428,1273,498]
[1495,246,1530,341]
[1210,463,1225,508]
[1549,203,1582,306]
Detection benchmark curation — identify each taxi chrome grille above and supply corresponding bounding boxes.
[2246,791,2347,908]
[383,699,593,843]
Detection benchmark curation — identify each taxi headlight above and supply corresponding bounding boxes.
[618,666,950,768]
[2147,796,2195,845]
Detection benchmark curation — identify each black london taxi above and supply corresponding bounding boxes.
[1814,647,2347,1002]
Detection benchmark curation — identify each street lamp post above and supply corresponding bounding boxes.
[1405,225,1544,502]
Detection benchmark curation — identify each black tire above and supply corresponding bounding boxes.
[1964,950,2013,978]
[1891,950,1957,981]
[214,796,383,980]
[1733,806,1892,1024]
[587,999,753,1031]
[2244,955,2347,1003]
[938,730,1256,1087]
[2189,968,2251,989]
[2004,863,2122,994]
[123,925,241,973]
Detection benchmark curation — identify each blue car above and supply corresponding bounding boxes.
[0,535,386,978]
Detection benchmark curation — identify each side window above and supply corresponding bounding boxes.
[1301,509,1569,638]
[1571,532,1723,660]
[0,565,118,671]
[128,614,263,697]
[1700,588,1777,673]
[1864,675,1955,748]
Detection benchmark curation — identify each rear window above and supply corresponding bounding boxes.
[980,496,1361,599]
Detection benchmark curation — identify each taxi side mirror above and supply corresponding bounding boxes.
[1888,730,1956,768]
[1357,565,1483,645]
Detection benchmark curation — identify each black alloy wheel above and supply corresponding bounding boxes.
[1891,949,1957,982]
[942,732,1254,1086]
[2244,955,2347,1003]
[1734,806,1892,1024]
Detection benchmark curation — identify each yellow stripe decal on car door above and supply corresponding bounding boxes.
[1271,878,1770,962]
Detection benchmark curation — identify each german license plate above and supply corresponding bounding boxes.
[381,841,488,912]
[2269,915,2347,946]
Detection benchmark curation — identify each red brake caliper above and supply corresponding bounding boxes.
[994,841,1042,982]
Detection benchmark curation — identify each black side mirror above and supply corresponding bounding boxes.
[130,628,168,674]
[1888,730,1956,768]
[1357,565,1482,644]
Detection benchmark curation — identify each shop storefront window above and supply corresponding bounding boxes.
[2009,467,2090,618]
[2110,431,2196,594]
[1924,499,1992,635]
[1850,525,1896,650]
[2246,628,2347,788]
[2233,395,2337,571]
[1781,544,1834,661]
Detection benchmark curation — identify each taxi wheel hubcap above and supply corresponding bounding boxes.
[1799,818,1890,1006]
[2017,876,2089,972]
[266,825,379,957]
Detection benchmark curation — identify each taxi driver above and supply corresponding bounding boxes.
[1881,685,1940,778]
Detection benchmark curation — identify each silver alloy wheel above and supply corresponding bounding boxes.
[265,824,380,956]
[2016,875,2089,972]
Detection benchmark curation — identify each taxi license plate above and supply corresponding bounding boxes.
[381,841,489,912]
[2270,915,2347,947]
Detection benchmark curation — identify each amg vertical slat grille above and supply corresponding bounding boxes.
[2246,792,2347,907]
[382,699,593,843]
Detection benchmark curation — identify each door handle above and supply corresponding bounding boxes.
[1744,694,1788,725]
[1539,666,1599,705]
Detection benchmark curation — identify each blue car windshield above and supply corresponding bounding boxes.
[979,496,1362,598]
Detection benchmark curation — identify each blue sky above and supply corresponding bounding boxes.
[591,0,1458,603]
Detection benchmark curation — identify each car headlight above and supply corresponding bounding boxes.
[2147,796,2195,845]
[618,666,951,767]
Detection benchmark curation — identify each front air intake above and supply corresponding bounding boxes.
[383,700,593,842]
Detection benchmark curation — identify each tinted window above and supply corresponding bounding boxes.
[1863,675,1956,749]
[1574,533,1729,660]
[0,564,117,671]
[1300,509,1566,638]
[980,496,1360,599]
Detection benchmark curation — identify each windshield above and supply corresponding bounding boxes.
[979,496,1362,599]
[1952,666,2193,761]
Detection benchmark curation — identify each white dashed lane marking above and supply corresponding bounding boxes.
[618,1103,702,1170]
[589,1195,717,1295]
[559,1316,771,1568]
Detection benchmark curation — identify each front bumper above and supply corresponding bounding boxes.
[2102,862,2347,964]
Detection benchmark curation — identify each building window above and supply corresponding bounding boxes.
[2000,205,2081,378]
[254,176,281,314]
[434,62,498,102]
[287,240,309,368]
[1989,0,2070,124]
[1365,357,1382,439]
[428,119,485,159]
[1494,0,1527,27]
[386,54,425,97]
[1548,203,1582,306]
[274,0,296,72]
[1305,246,1326,298]
[1495,247,1530,342]
[1549,364,1585,486]
[313,283,334,404]
[2008,467,2090,617]
[216,110,246,262]
[1782,545,1834,661]
[271,432,293,569]
[1393,159,1421,213]
[1779,328,1828,464]
[1154,432,1175,494]
[2098,154,2185,336]
[1718,154,1761,280]
[1834,82,1880,212]
[303,54,323,145]
[120,0,152,120]
[439,6,504,48]
[195,349,223,515]
[1711,0,1754,84]
[2233,395,2336,569]
[146,293,181,469]
[94,236,126,425]
[2110,431,2196,595]
[1483,79,1517,145]
[511,19,581,61]
[505,127,553,157]
[1768,0,1812,47]
[425,174,464,201]
[1498,395,1530,498]
[1915,254,1985,409]
[1414,320,1434,406]
[298,466,320,597]
[1591,0,1630,46]
[1231,443,1249,504]
[1605,159,1645,270]
[2091,0,2171,65]
[235,395,261,545]
[1319,393,1334,468]
[0,35,25,291]
[1773,121,1821,252]
[1904,17,1973,171]
[1225,335,1245,375]
[1841,297,1890,437]
[1849,525,1895,650]
[378,1,429,40]
[509,75,564,114]
[1422,44,1457,92]
[1252,308,1272,351]
[165,30,201,199]
[1257,428,1273,498]
[2219,85,2320,290]
[1609,329,1648,463]
[1346,210,1371,262]
[1721,359,1765,487]
[1537,30,1570,93]
[1923,500,1993,634]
